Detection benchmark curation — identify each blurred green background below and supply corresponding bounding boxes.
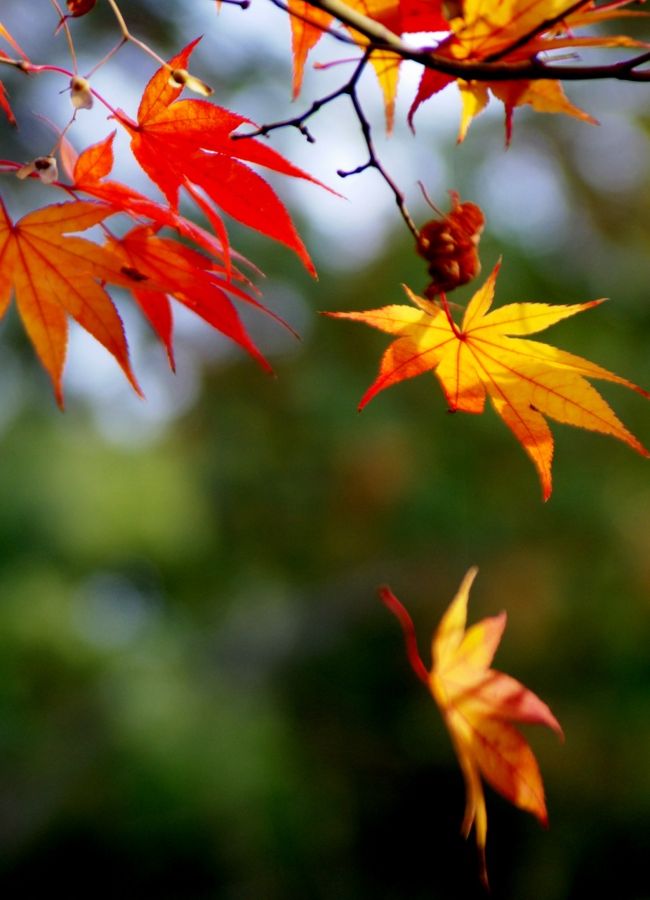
[1,1,650,897]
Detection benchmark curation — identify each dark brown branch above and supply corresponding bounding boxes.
[341,68,419,241]
[290,0,650,83]
[234,49,419,241]
[233,55,364,141]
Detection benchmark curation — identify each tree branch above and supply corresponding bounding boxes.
[300,0,404,49]
[235,49,419,240]
[292,0,650,83]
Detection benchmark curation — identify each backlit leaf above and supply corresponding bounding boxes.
[409,0,648,140]
[380,569,563,886]
[287,0,448,130]
[0,199,140,405]
[114,41,329,275]
[328,262,649,498]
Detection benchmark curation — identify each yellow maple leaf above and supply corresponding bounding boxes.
[380,568,563,886]
[410,0,649,140]
[327,262,649,499]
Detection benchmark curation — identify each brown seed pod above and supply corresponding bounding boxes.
[416,190,485,298]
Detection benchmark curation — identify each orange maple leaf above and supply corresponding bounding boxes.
[409,0,649,141]
[0,198,140,406]
[327,262,649,499]
[287,0,448,130]
[380,568,563,886]
[114,40,328,275]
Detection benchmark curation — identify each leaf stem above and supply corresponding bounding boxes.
[379,587,430,687]
[438,292,463,339]
[85,37,128,78]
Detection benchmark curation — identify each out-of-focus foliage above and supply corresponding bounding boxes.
[0,2,649,898]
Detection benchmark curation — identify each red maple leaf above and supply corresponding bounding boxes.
[113,39,331,275]
[103,225,289,373]
[60,132,240,273]
[59,135,291,372]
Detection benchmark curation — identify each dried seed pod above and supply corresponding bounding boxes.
[169,68,213,97]
[70,75,93,110]
[417,191,485,298]
[16,156,59,184]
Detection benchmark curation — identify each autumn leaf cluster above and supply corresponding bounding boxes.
[289,0,649,140]
[0,38,324,403]
[1,0,649,888]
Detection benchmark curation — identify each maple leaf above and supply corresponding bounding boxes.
[287,0,448,130]
[102,226,287,373]
[0,80,14,125]
[0,198,140,406]
[60,132,240,274]
[114,40,328,275]
[379,568,563,886]
[0,20,29,125]
[59,133,294,371]
[409,0,649,141]
[327,262,649,499]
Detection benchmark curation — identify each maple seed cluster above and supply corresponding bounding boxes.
[416,191,485,297]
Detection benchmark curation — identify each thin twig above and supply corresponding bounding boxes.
[343,63,420,241]
[235,49,420,240]
[105,0,170,70]
[50,0,78,73]
[233,57,364,140]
